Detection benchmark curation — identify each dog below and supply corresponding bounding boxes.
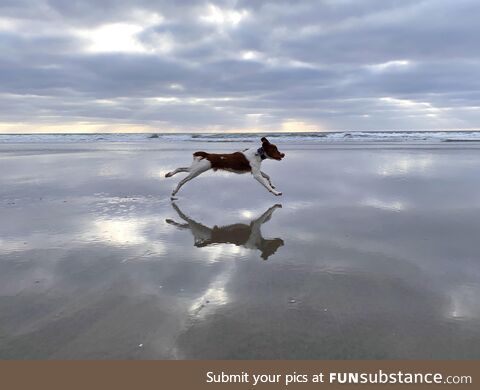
[166,202,284,260]
[165,137,285,198]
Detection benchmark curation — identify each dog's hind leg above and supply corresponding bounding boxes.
[170,202,213,244]
[166,154,207,178]
[165,167,189,178]
[165,219,189,229]
[171,159,211,197]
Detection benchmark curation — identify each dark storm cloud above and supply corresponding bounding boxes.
[1,0,480,132]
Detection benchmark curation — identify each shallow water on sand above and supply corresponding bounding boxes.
[1,142,480,359]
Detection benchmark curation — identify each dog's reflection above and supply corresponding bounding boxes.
[166,203,284,260]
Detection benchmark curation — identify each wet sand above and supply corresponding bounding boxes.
[1,141,480,359]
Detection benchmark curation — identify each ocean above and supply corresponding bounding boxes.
[1,131,480,144]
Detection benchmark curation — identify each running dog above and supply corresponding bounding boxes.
[165,137,285,198]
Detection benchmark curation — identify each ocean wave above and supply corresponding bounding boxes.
[1,131,480,143]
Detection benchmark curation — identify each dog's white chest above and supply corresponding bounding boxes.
[243,149,262,172]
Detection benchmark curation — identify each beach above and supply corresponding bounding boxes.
[1,140,480,359]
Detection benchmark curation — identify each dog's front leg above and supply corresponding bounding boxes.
[260,171,275,189]
[256,204,282,225]
[253,171,282,196]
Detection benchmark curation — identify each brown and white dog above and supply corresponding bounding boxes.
[165,137,285,198]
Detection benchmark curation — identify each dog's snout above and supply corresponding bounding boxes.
[281,153,285,158]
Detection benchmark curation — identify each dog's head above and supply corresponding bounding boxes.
[260,238,284,260]
[261,137,285,160]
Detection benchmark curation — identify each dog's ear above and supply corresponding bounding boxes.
[261,137,270,144]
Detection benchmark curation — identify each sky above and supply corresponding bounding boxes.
[1,0,480,133]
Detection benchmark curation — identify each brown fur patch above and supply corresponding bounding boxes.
[193,151,251,172]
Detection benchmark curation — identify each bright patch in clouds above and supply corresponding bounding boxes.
[78,23,147,53]
[201,4,248,28]
[380,97,442,117]
[281,120,320,132]
[0,17,17,32]
[169,83,185,91]
[76,12,169,54]
[368,60,412,72]
[362,198,406,212]
[241,50,262,60]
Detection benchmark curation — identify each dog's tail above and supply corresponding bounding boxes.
[193,151,208,160]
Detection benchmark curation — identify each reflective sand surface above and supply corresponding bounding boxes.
[1,142,480,359]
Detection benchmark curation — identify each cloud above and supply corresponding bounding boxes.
[1,0,480,132]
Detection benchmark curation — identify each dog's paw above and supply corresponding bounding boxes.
[165,172,172,178]
[273,191,282,196]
